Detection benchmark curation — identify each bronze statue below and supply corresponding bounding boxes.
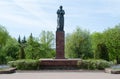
[57,6,65,31]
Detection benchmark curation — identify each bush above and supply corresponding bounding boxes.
[77,59,114,70]
[8,59,40,70]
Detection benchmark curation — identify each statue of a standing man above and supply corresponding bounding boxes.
[57,6,65,31]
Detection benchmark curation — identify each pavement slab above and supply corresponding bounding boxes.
[0,70,120,79]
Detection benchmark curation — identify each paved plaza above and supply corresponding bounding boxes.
[0,70,120,79]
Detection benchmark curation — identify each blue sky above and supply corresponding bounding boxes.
[0,0,120,38]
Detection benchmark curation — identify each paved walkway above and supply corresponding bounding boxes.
[0,70,120,79]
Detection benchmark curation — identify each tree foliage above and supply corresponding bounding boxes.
[65,27,93,59]
[18,35,26,59]
[39,31,55,58]
[3,37,19,61]
[0,25,19,64]
[91,24,120,63]
[25,33,41,59]
[91,32,109,60]
[0,25,9,48]
[0,25,9,64]
[103,25,120,63]
[25,31,55,59]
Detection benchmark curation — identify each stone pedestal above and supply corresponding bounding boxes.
[56,31,65,59]
[40,59,81,69]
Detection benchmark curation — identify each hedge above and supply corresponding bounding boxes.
[8,59,114,70]
[77,59,114,70]
[8,59,40,70]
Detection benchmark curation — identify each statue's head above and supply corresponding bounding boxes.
[60,6,63,9]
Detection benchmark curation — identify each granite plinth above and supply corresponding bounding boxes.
[56,31,65,59]
[40,59,81,69]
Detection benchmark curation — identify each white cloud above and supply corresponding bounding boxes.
[0,13,38,26]
[0,0,57,29]
[13,0,56,28]
[0,0,120,38]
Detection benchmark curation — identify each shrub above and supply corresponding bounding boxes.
[8,59,40,70]
[77,59,114,70]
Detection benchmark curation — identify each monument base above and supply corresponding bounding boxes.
[56,31,65,59]
[39,59,81,69]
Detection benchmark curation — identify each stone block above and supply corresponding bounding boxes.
[40,59,81,69]
[56,31,65,59]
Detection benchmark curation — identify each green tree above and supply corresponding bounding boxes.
[39,31,55,58]
[18,35,26,59]
[3,37,19,62]
[25,31,55,59]
[0,25,9,48]
[25,33,41,59]
[65,27,93,59]
[91,32,109,60]
[0,25,9,64]
[103,25,120,64]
